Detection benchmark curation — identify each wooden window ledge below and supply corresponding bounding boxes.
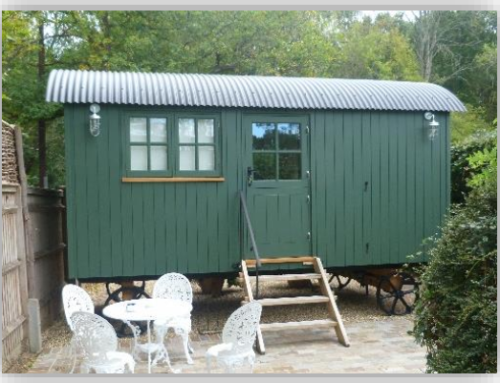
[122,177,225,183]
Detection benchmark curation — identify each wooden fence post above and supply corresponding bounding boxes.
[14,127,36,298]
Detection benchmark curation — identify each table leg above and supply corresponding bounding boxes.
[147,320,151,374]
[122,320,141,357]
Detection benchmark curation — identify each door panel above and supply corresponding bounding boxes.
[244,115,311,258]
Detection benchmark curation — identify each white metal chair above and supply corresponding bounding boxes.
[71,311,135,374]
[205,301,262,373]
[62,284,95,331]
[153,273,194,364]
[62,284,95,372]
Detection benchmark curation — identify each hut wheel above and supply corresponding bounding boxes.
[376,273,418,316]
[103,281,150,337]
[328,274,352,291]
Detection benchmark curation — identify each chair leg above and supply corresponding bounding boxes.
[206,355,211,373]
[181,331,193,364]
[188,340,194,354]
[80,364,90,374]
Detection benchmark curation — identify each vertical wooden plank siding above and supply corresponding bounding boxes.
[406,112,417,261]
[369,112,381,265]
[73,106,89,277]
[324,112,336,265]
[332,112,345,267]
[361,112,372,266]
[64,106,77,278]
[65,105,451,279]
[343,112,354,267]
[108,108,123,276]
[352,113,363,265]
[397,113,407,262]
[98,107,112,276]
[314,111,327,263]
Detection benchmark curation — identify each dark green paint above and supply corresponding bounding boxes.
[63,104,450,279]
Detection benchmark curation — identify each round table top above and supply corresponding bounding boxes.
[102,298,192,322]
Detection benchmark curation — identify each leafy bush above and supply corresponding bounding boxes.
[413,138,497,373]
[450,106,492,144]
[450,129,496,204]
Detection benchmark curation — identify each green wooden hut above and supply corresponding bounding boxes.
[46,70,465,283]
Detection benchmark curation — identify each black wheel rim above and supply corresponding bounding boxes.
[376,273,417,316]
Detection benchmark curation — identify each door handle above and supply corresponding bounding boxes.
[247,167,256,186]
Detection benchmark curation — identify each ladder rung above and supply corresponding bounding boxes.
[260,319,338,331]
[245,257,316,267]
[251,273,322,281]
[254,295,329,306]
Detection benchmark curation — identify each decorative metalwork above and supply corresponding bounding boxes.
[205,301,262,373]
[71,311,135,374]
[152,273,194,364]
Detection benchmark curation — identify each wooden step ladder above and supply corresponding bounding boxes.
[240,256,350,354]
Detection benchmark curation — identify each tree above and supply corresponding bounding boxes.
[331,17,421,81]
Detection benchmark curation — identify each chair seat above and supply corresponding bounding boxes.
[154,316,191,332]
[205,343,233,357]
[83,351,135,373]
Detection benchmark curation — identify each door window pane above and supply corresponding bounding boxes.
[150,146,167,171]
[179,146,196,170]
[252,123,276,150]
[131,146,148,170]
[130,118,147,143]
[179,119,196,143]
[198,119,214,144]
[253,153,276,180]
[150,118,167,143]
[279,153,301,179]
[278,123,301,150]
[198,146,215,171]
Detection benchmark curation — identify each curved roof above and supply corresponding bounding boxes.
[46,69,466,112]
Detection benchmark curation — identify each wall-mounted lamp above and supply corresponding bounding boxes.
[424,112,439,141]
[89,104,101,137]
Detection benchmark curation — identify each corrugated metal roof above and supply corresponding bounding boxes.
[46,69,466,112]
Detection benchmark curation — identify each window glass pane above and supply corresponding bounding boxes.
[252,123,275,150]
[131,146,148,170]
[279,153,301,180]
[150,146,167,171]
[253,153,276,180]
[150,118,167,143]
[198,119,214,144]
[130,118,147,143]
[278,123,301,150]
[179,119,196,143]
[198,146,215,171]
[179,146,196,171]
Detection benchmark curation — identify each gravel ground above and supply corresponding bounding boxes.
[4,276,415,373]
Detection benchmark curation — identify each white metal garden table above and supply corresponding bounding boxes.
[102,298,192,373]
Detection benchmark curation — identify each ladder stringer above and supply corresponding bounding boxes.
[240,260,266,354]
[313,257,350,347]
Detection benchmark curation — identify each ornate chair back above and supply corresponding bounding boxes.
[222,301,262,354]
[62,284,94,331]
[153,273,193,303]
[71,311,118,360]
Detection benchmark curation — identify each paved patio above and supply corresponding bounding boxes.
[28,317,426,374]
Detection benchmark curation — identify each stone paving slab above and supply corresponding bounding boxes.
[27,317,426,374]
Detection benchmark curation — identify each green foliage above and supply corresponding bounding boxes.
[450,105,493,144]
[467,144,497,199]
[450,128,496,204]
[413,137,497,373]
[332,18,421,81]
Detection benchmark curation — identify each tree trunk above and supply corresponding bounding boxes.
[37,13,47,188]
